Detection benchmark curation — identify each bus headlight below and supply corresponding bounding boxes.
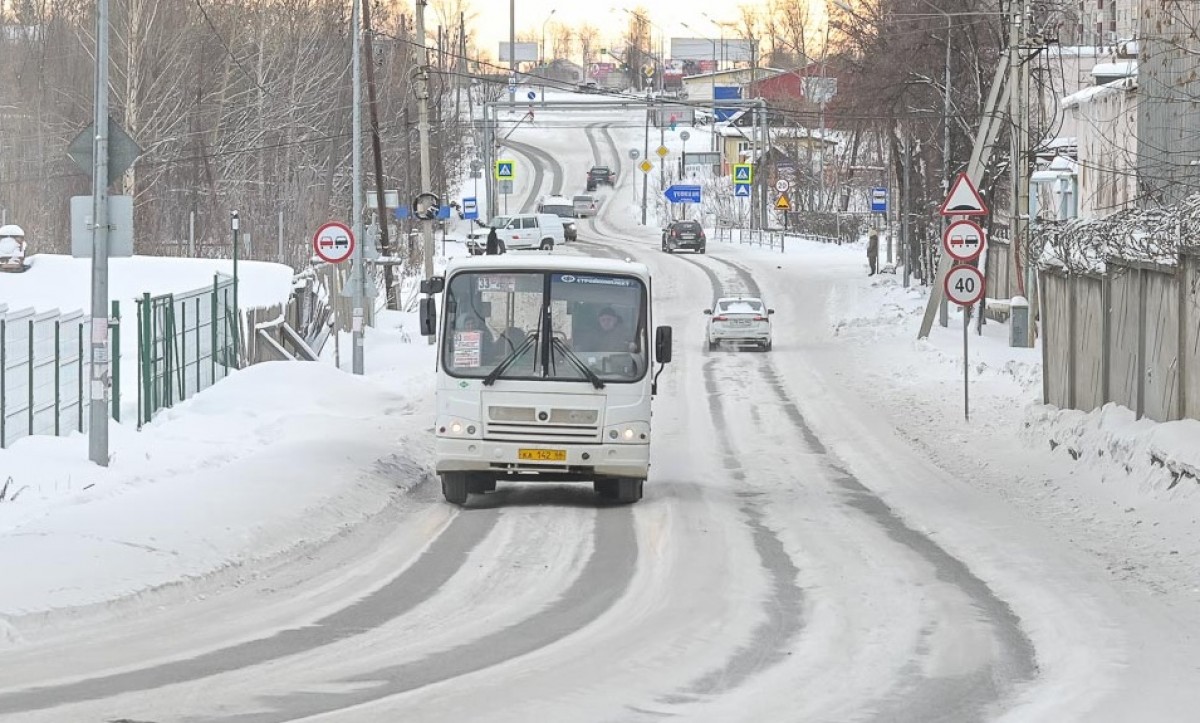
[438,418,480,437]
[604,422,649,443]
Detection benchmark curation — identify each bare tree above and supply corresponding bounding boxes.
[577,22,599,72]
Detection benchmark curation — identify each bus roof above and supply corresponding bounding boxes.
[445,254,651,279]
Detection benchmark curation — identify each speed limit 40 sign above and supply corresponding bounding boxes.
[944,265,985,306]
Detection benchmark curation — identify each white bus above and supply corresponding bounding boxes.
[419,255,673,506]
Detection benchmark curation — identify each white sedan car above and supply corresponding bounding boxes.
[705,297,774,351]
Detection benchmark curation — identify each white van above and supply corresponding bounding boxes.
[537,196,579,241]
[467,213,565,252]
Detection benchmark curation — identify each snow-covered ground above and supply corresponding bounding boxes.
[1,86,1198,721]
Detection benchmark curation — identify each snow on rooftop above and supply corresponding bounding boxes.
[1061,76,1136,108]
[1092,60,1137,78]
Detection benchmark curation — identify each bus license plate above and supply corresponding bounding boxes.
[518,448,567,462]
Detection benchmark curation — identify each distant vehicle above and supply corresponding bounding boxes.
[578,80,599,93]
[586,166,616,191]
[572,194,599,218]
[704,296,774,351]
[465,212,566,252]
[537,196,578,241]
[661,220,706,254]
[0,223,29,273]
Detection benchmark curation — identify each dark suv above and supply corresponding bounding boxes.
[586,166,615,191]
[662,220,706,254]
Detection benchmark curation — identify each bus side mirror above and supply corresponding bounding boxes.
[419,297,437,337]
[655,325,673,364]
[420,276,445,294]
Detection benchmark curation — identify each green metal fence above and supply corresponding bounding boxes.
[0,302,121,448]
[137,273,239,428]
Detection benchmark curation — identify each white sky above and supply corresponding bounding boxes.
[467,0,783,60]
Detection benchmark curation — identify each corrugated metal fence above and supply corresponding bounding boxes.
[1039,251,1200,421]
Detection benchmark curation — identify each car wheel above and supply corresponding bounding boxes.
[616,478,643,503]
[698,246,707,254]
[540,238,554,251]
[707,339,718,351]
[762,341,772,352]
[441,472,469,505]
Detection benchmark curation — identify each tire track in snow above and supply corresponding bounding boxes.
[498,136,558,212]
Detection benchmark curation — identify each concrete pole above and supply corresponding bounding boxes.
[509,0,516,102]
[939,12,952,326]
[351,0,365,374]
[88,0,111,466]
[416,0,436,345]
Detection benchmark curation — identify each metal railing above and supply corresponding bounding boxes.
[0,302,120,447]
[136,273,239,427]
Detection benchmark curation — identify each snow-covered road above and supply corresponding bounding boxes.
[2,104,1199,723]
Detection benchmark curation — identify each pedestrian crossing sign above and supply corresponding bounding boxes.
[733,164,752,183]
[734,184,751,197]
[495,160,515,180]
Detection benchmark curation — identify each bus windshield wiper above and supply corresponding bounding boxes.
[483,331,538,386]
[551,336,605,389]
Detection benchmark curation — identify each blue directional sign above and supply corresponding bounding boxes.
[734,184,751,198]
[395,206,411,219]
[664,184,702,204]
[462,197,479,220]
[871,186,888,213]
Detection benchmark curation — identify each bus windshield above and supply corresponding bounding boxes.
[442,270,648,383]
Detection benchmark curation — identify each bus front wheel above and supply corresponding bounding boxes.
[441,472,469,505]
[595,478,643,504]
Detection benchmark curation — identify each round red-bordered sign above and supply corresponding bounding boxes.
[942,219,986,263]
[313,221,355,264]
[944,265,985,306]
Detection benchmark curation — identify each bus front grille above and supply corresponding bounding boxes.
[486,406,602,442]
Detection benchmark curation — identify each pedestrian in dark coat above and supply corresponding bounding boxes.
[867,229,880,276]
[485,227,501,255]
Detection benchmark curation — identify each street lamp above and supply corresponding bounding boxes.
[540,9,557,67]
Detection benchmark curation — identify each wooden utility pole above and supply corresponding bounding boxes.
[361,0,397,311]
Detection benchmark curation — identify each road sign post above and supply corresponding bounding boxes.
[944,264,986,421]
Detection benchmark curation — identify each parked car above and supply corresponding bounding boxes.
[586,166,616,191]
[572,194,599,218]
[536,196,578,241]
[661,220,706,254]
[704,296,774,351]
[466,213,565,252]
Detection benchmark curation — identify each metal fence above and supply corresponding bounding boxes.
[0,303,120,448]
[1039,252,1200,422]
[136,274,239,427]
[712,226,802,251]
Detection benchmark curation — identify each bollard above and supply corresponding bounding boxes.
[1009,295,1030,347]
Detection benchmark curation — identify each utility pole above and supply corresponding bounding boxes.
[88,0,111,466]
[903,134,911,288]
[938,11,952,327]
[350,0,365,375]
[416,0,436,345]
[509,0,516,102]
[642,93,651,225]
[362,0,397,311]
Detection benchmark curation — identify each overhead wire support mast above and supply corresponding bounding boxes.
[415,0,436,345]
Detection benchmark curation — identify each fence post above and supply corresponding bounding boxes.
[140,292,152,428]
[1039,270,1050,405]
[111,300,120,423]
[77,323,84,432]
[164,294,175,408]
[179,301,187,402]
[1067,273,1077,410]
[27,319,33,436]
[1136,266,1147,420]
[1,317,6,448]
[195,297,201,396]
[54,320,61,436]
[1178,249,1188,421]
[1102,265,1112,404]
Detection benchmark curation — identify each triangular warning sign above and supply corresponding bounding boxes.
[775,194,791,210]
[939,172,988,216]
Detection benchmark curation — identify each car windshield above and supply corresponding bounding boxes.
[718,299,763,314]
[672,222,701,232]
[573,196,594,203]
[442,270,648,383]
